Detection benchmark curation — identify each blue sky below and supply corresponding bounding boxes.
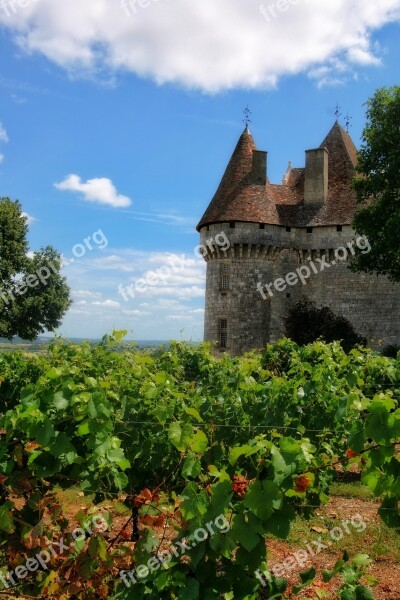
[0,0,399,340]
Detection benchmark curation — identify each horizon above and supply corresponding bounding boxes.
[1,1,400,339]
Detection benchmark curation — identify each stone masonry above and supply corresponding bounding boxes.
[197,123,400,355]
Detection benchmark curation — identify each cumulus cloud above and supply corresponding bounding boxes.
[60,246,206,338]
[21,212,36,225]
[141,285,205,299]
[122,309,151,317]
[0,0,399,91]
[72,289,103,299]
[55,174,132,208]
[111,251,206,300]
[168,315,196,322]
[92,299,121,309]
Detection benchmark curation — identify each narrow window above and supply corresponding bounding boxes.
[306,227,313,234]
[220,266,230,291]
[219,319,228,348]
[336,225,343,232]
[229,222,235,229]
[259,224,265,230]
[286,226,291,233]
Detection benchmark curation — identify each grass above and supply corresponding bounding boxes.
[330,481,374,500]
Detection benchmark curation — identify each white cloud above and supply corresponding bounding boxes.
[168,315,195,322]
[55,174,132,208]
[0,122,9,143]
[72,289,103,299]
[21,212,36,225]
[0,0,399,91]
[55,247,207,339]
[113,251,206,299]
[92,299,121,309]
[141,286,205,299]
[122,309,152,317]
[0,154,4,164]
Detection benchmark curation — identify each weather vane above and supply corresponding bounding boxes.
[345,113,352,133]
[243,105,252,129]
[334,101,342,121]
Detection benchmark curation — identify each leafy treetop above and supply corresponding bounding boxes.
[352,86,400,280]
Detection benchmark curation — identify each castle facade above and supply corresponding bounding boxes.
[197,122,400,355]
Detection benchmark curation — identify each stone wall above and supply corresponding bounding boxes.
[200,222,400,355]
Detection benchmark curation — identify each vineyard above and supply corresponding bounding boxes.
[0,332,400,599]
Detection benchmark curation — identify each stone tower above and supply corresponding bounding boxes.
[197,122,400,355]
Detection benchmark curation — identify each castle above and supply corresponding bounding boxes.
[197,121,400,355]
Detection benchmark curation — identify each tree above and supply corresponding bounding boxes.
[351,86,400,280]
[285,299,365,352]
[0,197,71,340]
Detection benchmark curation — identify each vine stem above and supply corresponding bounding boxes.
[0,592,39,599]
[301,441,400,475]
[107,513,134,550]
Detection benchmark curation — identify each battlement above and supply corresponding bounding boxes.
[198,123,400,355]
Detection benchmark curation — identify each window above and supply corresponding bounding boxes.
[336,225,343,232]
[229,222,235,229]
[219,319,228,348]
[307,227,313,234]
[220,266,230,290]
[286,227,291,233]
[259,224,265,230]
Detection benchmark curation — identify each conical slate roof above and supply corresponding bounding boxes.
[197,121,360,230]
[321,120,358,168]
[197,128,258,229]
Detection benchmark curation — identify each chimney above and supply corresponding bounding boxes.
[304,147,328,204]
[252,150,267,186]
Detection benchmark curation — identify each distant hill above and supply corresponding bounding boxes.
[0,338,198,353]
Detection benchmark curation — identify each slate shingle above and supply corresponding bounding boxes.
[197,121,359,230]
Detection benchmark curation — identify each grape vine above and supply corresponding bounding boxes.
[0,334,399,598]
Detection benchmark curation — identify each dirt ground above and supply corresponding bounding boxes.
[2,493,399,599]
[267,496,400,600]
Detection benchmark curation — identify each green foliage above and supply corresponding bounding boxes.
[0,197,71,340]
[1,336,395,598]
[352,86,400,280]
[0,197,29,279]
[324,553,373,599]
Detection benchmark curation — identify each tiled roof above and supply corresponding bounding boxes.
[197,121,359,230]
